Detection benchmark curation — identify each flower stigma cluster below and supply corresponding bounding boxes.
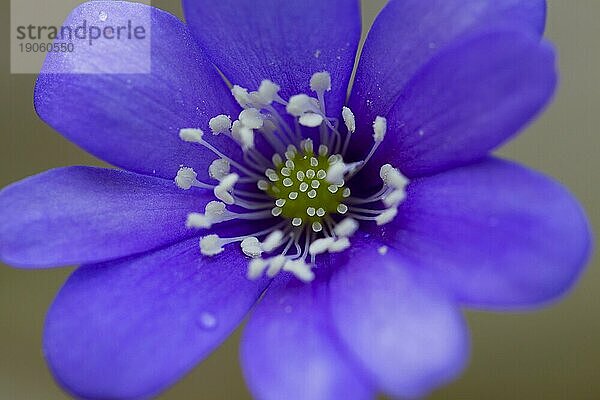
[174,72,408,282]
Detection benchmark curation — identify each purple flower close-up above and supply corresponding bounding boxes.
[0,0,593,399]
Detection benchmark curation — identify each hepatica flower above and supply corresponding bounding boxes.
[0,0,593,399]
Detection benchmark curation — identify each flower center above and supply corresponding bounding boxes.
[259,143,348,232]
[172,71,409,282]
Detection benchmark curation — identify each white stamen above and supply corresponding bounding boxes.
[309,237,335,255]
[383,189,406,207]
[241,237,263,258]
[186,213,212,229]
[208,159,231,181]
[209,115,232,135]
[299,113,324,127]
[175,167,198,190]
[380,164,408,189]
[205,201,227,217]
[373,116,387,142]
[257,80,281,104]
[267,255,286,277]
[310,71,332,93]
[200,234,225,256]
[262,230,284,252]
[342,107,356,133]
[239,127,255,150]
[283,260,315,282]
[286,94,317,117]
[333,218,359,237]
[375,208,398,226]
[248,258,268,280]
[328,237,350,253]
[179,128,204,143]
[326,163,346,184]
[239,108,264,130]
[232,85,252,107]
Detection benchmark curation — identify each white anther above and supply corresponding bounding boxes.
[275,199,286,207]
[257,80,281,104]
[319,145,329,156]
[296,171,305,181]
[299,182,309,192]
[378,246,389,255]
[200,234,224,256]
[302,139,314,153]
[286,94,317,117]
[231,120,243,141]
[209,115,232,135]
[239,108,264,130]
[281,167,291,177]
[232,85,252,107]
[175,167,198,190]
[283,178,293,187]
[186,213,212,229]
[214,187,234,205]
[292,217,303,227]
[262,230,284,252]
[214,173,238,204]
[271,207,282,217]
[179,128,204,143]
[306,207,316,216]
[307,190,317,199]
[283,260,315,282]
[309,237,335,255]
[239,126,255,150]
[342,107,356,133]
[241,237,263,258]
[266,169,279,181]
[310,157,319,167]
[329,237,351,253]
[306,169,316,179]
[316,169,327,179]
[380,164,408,189]
[383,189,406,207]
[336,204,348,214]
[208,159,231,181]
[272,154,283,166]
[267,255,286,277]
[333,217,359,237]
[328,185,338,193]
[373,116,387,142]
[299,113,324,127]
[257,180,269,190]
[311,180,320,189]
[312,222,323,232]
[375,208,398,226]
[289,192,299,200]
[310,71,332,93]
[205,201,227,217]
[342,187,351,197]
[326,163,346,184]
[316,208,326,217]
[248,258,268,280]
[285,160,295,169]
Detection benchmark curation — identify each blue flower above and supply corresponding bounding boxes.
[0,1,592,399]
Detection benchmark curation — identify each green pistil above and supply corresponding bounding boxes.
[263,149,349,226]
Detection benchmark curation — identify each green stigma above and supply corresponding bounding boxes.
[259,143,350,231]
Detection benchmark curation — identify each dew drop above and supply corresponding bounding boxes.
[198,312,217,330]
[99,11,108,22]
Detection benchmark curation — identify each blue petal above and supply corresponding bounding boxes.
[182,0,361,114]
[34,1,241,180]
[328,235,469,399]
[372,158,592,309]
[241,274,374,400]
[0,167,215,268]
[351,28,556,178]
[350,0,546,133]
[44,239,268,399]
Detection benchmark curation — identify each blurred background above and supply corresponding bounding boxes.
[1,0,598,398]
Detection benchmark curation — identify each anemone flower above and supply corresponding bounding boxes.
[0,0,592,399]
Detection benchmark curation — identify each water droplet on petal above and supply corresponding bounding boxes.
[198,312,217,330]
[99,11,108,22]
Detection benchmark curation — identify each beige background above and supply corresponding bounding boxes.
[1,0,598,398]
